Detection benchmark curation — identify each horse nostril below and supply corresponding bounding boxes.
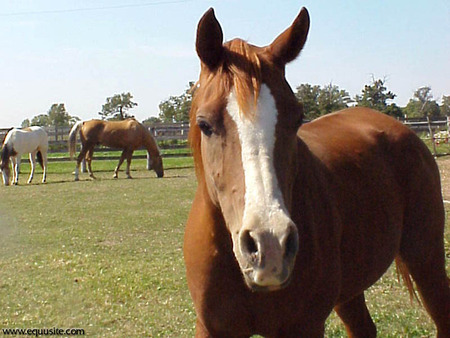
[240,230,258,263]
[284,226,299,259]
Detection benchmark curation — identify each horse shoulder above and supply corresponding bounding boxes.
[184,187,240,293]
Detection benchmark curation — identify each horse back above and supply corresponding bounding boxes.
[82,119,143,148]
[298,107,444,301]
[4,127,48,154]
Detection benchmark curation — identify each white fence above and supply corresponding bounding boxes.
[0,123,190,150]
[1,119,449,156]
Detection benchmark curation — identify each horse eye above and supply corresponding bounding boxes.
[198,120,213,137]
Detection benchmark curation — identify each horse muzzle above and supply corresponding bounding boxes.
[236,218,299,292]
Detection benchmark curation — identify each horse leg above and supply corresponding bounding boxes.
[194,318,211,338]
[28,151,36,184]
[41,150,48,183]
[12,156,20,185]
[113,150,127,179]
[125,150,133,179]
[86,147,96,179]
[334,293,376,338]
[74,147,88,181]
[8,157,16,185]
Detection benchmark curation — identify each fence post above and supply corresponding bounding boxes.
[427,116,437,157]
[147,152,152,170]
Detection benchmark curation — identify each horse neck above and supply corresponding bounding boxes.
[1,143,11,167]
[143,131,161,158]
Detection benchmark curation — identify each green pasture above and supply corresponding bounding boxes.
[45,147,191,161]
[0,158,448,336]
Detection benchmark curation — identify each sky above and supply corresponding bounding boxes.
[0,0,449,127]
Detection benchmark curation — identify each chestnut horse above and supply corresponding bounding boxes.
[184,7,449,337]
[1,126,48,186]
[69,119,163,180]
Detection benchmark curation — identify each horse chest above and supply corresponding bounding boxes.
[189,227,340,336]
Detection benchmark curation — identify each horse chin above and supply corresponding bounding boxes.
[242,270,293,293]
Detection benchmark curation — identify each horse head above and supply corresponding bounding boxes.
[151,155,164,178]
[1,144,12,186]
[190,8,309,291]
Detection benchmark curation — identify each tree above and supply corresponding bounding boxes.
[383,104,403,119]
[317,83,352,116]
[295,82,351,120]
[143,116,162,124]
[21,119,30,128]
[404,86,441,118]
[295,84,320,120]
[355,78,401,117]
[31,114,51,127]
[48,103,72,127]
[441,95,450,116]
[99,92,138,120]
[26,104,79,128]
[158,82,195,123]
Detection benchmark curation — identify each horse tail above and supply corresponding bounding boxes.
[395,257,420,304]
[68,121,83,160]
[36,151,44,169]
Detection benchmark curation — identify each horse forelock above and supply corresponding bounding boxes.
[189,38,263,180]
[224,39,262,117]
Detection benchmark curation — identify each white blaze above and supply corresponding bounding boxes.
[227,84,289,234]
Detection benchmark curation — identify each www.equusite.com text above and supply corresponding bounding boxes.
[1,327,85,336]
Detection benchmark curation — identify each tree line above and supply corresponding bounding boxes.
[21,92,139,128]
[20,79,450,129]
[154,78,449,123]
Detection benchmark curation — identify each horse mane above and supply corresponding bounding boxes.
[189,38,262,181]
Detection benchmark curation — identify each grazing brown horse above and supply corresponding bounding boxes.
[69,119,163,180]
[184,7,450,337]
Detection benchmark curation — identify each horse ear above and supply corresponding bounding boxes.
[196,8,224,70]
[268,7,310,66]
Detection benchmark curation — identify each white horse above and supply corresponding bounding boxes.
[1,127,48,186]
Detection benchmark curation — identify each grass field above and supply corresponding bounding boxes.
[46,148,192,161]
[0,157,449,337]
